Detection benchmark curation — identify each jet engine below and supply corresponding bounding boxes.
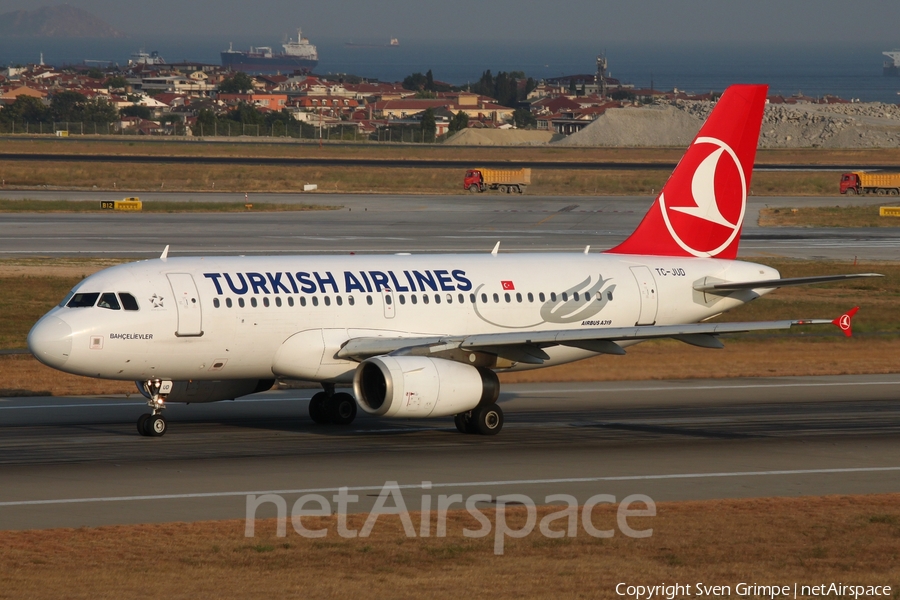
[353,356,499,418]
[136,379,275,404]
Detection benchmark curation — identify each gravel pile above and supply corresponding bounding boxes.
[443,129,563,145]
[554,100,900,148]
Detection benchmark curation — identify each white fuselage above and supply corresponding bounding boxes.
[30,252,778,387]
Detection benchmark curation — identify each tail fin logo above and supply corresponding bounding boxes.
[658,136,747,258]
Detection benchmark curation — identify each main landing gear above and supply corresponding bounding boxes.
[454,403,504,436]
[137,379,170,437]
[308,383,358,426]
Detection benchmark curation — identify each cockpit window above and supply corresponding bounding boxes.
[98,293,121,310]
[119,293,139,311]
[67,292,100,308]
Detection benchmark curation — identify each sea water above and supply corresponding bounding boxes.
[1,36,898,103]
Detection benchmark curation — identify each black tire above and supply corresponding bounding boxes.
[308,391,330,424]
[468,185,480,193]
[891,189,899,196]
[877,189,887,196]
[147,415,167,437]
[499,185,507,194]
[328,392,358,425]
[137,413,151,436]
[845,187,857,195]
[472,404,504,435]
[454,413,470,434]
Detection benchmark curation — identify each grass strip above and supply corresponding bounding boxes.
[0,199,340,213]
[760,205,900,228]
[1,494,897,599]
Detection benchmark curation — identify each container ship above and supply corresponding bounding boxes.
[221,28,318,73]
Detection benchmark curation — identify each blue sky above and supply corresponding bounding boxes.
[4,1,900,44]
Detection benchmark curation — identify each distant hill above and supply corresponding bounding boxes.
[0,4,124,38]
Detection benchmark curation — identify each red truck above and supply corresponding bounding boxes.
[840,171,900,195]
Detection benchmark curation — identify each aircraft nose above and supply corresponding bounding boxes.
[28,316,73,369]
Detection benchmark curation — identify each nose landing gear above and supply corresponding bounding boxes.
[137,379,171,437]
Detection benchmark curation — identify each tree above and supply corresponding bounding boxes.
[193,109,217,135]
[420,107,436,143]
[50,90,88,122]
[425,69,434,91]
[0,95,50,123]
[448,110,468,134]
[513,108,536,129]
[105,75,128,90]
[402,72,428,91]
[81,98,119,124]
[218,72,255,94]
[120,105,152,120]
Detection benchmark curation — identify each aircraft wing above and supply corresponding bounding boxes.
[337,309,857,365]
[694,273,882,293]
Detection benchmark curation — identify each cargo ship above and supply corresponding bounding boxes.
[883,50,900,76]
[221,28,318,73]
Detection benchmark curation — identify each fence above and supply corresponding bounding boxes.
[0,121,441,143]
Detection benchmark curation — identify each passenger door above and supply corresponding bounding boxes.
[167,273,203,336]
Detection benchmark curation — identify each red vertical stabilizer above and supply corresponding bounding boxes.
[607,84,768,259]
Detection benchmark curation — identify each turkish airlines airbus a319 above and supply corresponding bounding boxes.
[28,84,877,437]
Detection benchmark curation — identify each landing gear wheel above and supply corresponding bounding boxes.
[308,392,330,424]
[454,412,471,434]
[472,403,503,435]
[146,414,167,437]
[137,413,151,436]
[328,392,358,425]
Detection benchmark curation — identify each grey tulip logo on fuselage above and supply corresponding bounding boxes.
[473,275,616,329]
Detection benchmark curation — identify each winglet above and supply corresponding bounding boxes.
[491,241,500,256]
[160,245,169,260]
[832,306,859,337]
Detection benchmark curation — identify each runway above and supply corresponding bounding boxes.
[1,376,898,530]
[0,191,896,260]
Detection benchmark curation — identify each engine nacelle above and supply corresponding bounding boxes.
[136,379,275,404]
[353,356,499,418]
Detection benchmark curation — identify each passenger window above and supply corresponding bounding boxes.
[313,297,319,307]
[67,292,99,308]
[504,293,511,303]
[349,296,355,306]
[458,293,464,303]
[550,292,557,302]
[411,295,417,305]
[263,297,270,307]
[251,297,258,308]
[213,298,220,308]
[226,298,233,308]
[562,292,568,301]
[324,296,331,306]
[336,296,343,306]
[97,293,120,310]
[239,298,245,308]
[288,297,294,307]
[493,293,499,303]
[423,295,429,305]
[300,297,307,307]
[574,292,580,301]
[399,295,406,305]
[469,293,476,303]
[516,293,522,303]
[434,294,441,304]
[527,292,534,302]
[275,297,282,307]
[481,293,487,303]
[539,293,546,302]
[119,293,139,311]
[366,295,373,305]
[385,295,392,305]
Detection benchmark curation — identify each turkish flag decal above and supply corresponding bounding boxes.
[501,281,515,290]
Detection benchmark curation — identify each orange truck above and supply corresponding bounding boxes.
[840,171,900,195]
[464,168,531,194]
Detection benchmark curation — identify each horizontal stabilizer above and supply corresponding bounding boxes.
[694,273,883,293]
